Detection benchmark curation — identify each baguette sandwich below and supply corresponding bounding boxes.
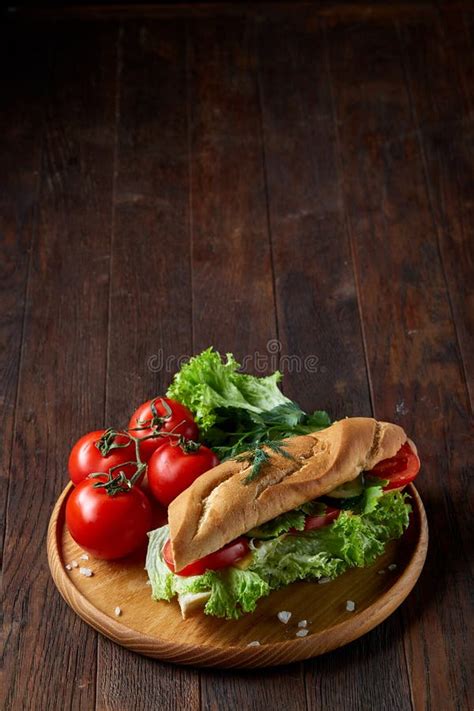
[146,417,420,619]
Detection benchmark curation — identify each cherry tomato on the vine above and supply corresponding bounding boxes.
[66,475,152,560]
[128,397,198,462]
[68,430,139,486]
[148,441,219,507]
[163,537,249,577]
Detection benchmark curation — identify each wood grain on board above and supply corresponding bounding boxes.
[327,14,473,711]
[186,15,308,709]
[257,17,414,711]
[97,20,200,711]
[399,10,474,405]
[0,25,47,563]
[2,23,117,711]
[188,17,276,361]
[48,484,428,668]
[2,3,472,709]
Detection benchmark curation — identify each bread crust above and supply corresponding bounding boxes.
[169,417,407,571]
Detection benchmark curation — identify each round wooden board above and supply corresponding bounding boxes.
[47,484,428,668]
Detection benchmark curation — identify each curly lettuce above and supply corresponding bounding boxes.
[166,348,289,433]
[145,525,270,619]
[146,491,411,619]
[166,348,331,458]
[249,491,410,588]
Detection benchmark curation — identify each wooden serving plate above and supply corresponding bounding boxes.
[47,484,428,668]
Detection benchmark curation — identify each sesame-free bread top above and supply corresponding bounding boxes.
[168,417,407,571]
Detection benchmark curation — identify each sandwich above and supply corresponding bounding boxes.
[146,417,420,619]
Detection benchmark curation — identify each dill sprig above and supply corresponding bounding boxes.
[236,439,296,485]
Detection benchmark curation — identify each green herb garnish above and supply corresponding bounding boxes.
[236,440,296,484]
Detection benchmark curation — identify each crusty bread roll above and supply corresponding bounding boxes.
[169,417,407,571]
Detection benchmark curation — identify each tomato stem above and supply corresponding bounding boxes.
[91,460,146,496]
[92,399,199,496]
[95,428,133,457]
[131,397,173,432]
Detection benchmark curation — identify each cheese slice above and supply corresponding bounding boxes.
[233,552,253,571]
[178,591,211,619]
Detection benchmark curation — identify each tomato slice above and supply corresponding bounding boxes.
[369,441,420,490]
[304,506,340,530]
[163,537,249,577]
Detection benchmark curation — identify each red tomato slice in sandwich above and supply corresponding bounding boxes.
[369,441,420,490]
[163,537,249,577]
[304,506,340,530]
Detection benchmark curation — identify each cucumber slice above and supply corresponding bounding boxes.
[328,474,364,499]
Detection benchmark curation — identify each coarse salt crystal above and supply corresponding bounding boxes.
[388,563,397,571]
[298,620,308,628]
[71,560,78,568]
[114,607,122,617]
[80,553,89,561]
[277,611,292,624]
[296,629,309,637]
[247,640,261,647]
[378,569,386,575]
[346,600,356,612]
[79,567,93,577]
[65,564,72,570]
[318,577,331,584]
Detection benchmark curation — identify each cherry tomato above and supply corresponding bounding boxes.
[128,397,198,461]
[66,475,152,560]
[304,506,340,530]
[163,536,249,577]
[68,430,139,486]
[148,441,219,507]
[369,441,420,490]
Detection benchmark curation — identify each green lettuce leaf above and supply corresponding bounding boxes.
[146,492,411,619]
[166,348,331,458]
[145,525,203,600]
[166,348,290,434]
[188,569,270,619]
[249,491,411,588]
[146,525,270,619]
[247,509,306,539]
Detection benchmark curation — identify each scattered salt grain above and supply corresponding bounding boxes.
[298,620,308,628]
[277,611,292,624]
[318,577,331,584]
[247,641,261,647]
[65,564,72,570]
[71,560,78,569]
[346,600,356,612]
[114,607,122,617]
[378,569,386,575]
[388,563,397,571]
[79,567,93,577]
[296,629,309,638]
[80,553,89,561]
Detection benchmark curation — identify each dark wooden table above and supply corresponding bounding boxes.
[2,3,472,710]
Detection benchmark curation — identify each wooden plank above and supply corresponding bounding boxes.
[188,15,307,709]
[258,15,370,418]
[96,20,200,711]
[327,15,473,711]
[0,25,46,564]
[189,18,276,361]
[14,2,470,23]
[257,16,413,711]
[399,10,474,404]
[2,22,117,711]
